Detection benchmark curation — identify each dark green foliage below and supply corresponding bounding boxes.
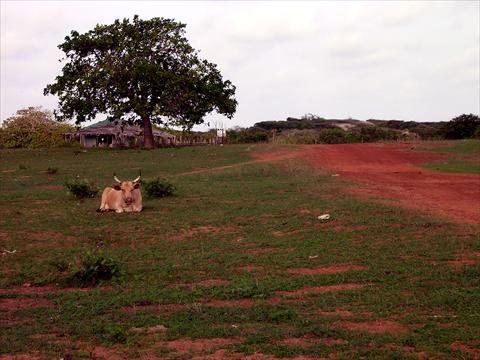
[49,258,71,272]
[317,128,355,144]
[142,177,176,198]
[69,250,121,287]
[46,167,58,174]
[351,125,403,142]
[227,127,269,143]
[440,114,480,139]
[65,178,99,199]
[44,15,237,148]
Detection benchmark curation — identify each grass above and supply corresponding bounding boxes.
[423,139,480,174]
[0,144,479,359]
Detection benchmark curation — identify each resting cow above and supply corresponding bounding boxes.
[97,175,143,213]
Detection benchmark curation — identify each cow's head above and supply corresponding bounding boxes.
[113,175,141,206]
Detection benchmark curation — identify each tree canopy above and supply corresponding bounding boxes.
[44,15,237,148]
[440,113,480,139]
[0,107,74,149]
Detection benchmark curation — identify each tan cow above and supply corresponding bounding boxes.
[97,175,143,213]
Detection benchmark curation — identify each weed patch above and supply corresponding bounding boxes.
[65,177,99,199]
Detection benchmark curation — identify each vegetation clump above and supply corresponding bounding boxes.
[142,177,176,198]
[46,167,58,174]
[65,177,99,199]
[440,113,480,140]
[69,250,121,287]
[0,106,74,148]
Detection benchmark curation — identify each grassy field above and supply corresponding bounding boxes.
[1,144,479,359]
[424,140,480,174]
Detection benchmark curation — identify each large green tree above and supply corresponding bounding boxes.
[44,15,237,149]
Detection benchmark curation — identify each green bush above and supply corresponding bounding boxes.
[142,177,176,198]
[65,178,99,199]
[440,114,480,139]
[0,106,75,148]
[69,250,121,287]
[317,128,356,144]
[352,125,402,142]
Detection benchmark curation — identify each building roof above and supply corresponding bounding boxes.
[74,120,174,139]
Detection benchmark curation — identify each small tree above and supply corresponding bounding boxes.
[0,106,74,148]
[440,114,480,139]
[44,16,237,149]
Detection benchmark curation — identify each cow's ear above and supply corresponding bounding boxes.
[113,185,121,191]
[134,183,140,189]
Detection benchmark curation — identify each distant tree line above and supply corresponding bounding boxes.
[226,113,480,144]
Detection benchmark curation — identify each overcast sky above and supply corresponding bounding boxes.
[1,1,479,129]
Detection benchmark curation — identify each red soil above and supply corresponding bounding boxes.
[287,265,367,275]
[317,309,354,317]
[161,337,244,352]
[237,264,264,272]
[276,283,368,297]
[171,279,230,289]
[335,320,409,334]
[0,297,54,311]
[447,251,480,267]
[279,337,348,347]
[0,285,91,295]
[255,143,480,224]
[202,299,256,308]
[451,341,480,357]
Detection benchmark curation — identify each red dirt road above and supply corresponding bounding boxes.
[257,143,480,225]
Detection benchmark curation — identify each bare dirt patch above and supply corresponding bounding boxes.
[276,283,369,297]
[0,297,54,311]
[122,302,186,313]
[335,320,409,334]
[287,265,367,276]
[168,225,239,241]
[171,279,230,289]
[278,337,348,347]
[447,251,480,267]
[272,230,300,237]
[451,341,480,357]
[318,309,354,318]
[160,337,244,353]
[0,230,9,241]
[203,299,256,308]
[236,264,264,273]
[258,143,480,224]
[0,285,92,295]
[32,199,51,205]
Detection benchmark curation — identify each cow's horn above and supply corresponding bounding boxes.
[133,175,141,183]
[113,174,122,183]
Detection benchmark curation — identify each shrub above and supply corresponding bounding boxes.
[351,125,402,142]
[227,127,269,143]
[440,114,480,139]
[142,177,176,198]
[65,177,99,199]
[317,128,356,144]
[0,106,75,148]
[69,250,121,287]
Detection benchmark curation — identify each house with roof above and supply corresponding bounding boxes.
[64,120,176,148]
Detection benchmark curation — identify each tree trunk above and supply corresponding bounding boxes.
[142,116,155,149]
